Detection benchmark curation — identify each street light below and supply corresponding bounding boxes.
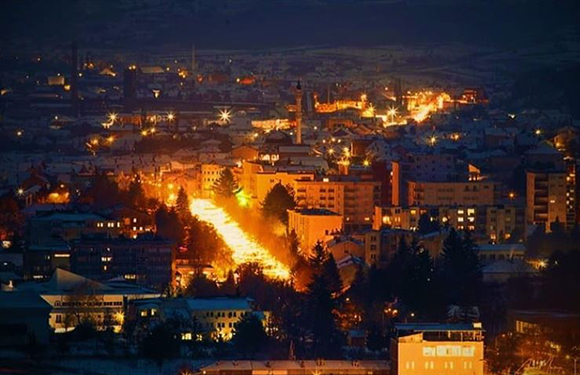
[219,109,231,123]
[429,136,437,146]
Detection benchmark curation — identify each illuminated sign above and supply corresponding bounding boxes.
[422,346,475,357]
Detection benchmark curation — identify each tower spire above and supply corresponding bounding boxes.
[294,80,303,145]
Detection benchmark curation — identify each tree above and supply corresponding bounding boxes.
[366,326,385,353]
[155,205,183,243]
[417,213,440,235]
[305,271,341,358]
[213,168,239,200]
[487,333,522,374]
[175,186,191,220]
[63,281,101,329]
[232,313,268,358]
[261,183,296,225]
[141,322,180,370]
[184,272,220,297]
[322,253,343,295]
[308,241,328,272]
[127,175,147,208]
[439,229,482,306]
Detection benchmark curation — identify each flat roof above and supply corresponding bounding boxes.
[290,208,341,216]
[395,322,483,332]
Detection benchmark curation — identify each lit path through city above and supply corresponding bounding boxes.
[190,198,291,280]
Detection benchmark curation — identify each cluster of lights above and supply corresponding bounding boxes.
[190,199,291,280]
[141,128,156,137]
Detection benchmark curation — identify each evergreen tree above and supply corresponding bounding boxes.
[141,322,180,370]
[213,168,239,200]
[155,205,183,243]
[305,272,340,357]
[232,313,268,358]
[261,183,296,225]
[323,253,343,295]
[127,175,146,208]
[404,241,436,316]
[417,213,440,235]
[308,241,328,272]
[440,229,482,306]
[175,186,190,220]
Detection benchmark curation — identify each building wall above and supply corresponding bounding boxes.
[526,171,567,232]
[391,154,459,206]
[407,181,496,207]
[392,336,484,375]
[327,240,365,261]
[293,179,381,231]
[71,239,173,289]
[288,210,343,255]
[363,230,415,267]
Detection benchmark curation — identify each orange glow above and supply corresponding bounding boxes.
[190,199,291,280]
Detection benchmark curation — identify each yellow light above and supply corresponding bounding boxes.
[17,188,24,195]
[363,160,370,167]
[190,199,290,280]
[90,138,99,145]
[141,130,148,136]
[167,112,175,121]
[429,136,436,146]
[235,190,250,207]
[509,192,515,199]
[108,113,118,122]
[107,136,115,144]
[218,109,231,123]
[328,148,334,154]
[535,129,542,136]
[16,130,23,137]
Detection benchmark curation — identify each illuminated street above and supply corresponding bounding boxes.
[190,199,291,280]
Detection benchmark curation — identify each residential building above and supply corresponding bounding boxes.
[0,292,52,346]
[199,361,390,375]
[407,180,497,207]
[361,229,416,267]
[17,268,159,333]
[374,204,524,243]
[71,235,174,289]
[288,208,343,255]
[132,297,270,341]
[239,160,315,206]
[392,153,463,206]
[526,170,568,232]
[390,323,484,375]
[28,212,121,245]
[293,176,381,231]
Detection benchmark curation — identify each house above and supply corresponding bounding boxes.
[0,291,52,346]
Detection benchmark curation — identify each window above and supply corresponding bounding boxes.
[56,314,62,323]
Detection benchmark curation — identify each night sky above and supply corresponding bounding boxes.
[1,0,580,50]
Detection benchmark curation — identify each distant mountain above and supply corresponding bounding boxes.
[1,0,579,50]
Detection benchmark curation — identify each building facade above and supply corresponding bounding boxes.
[293,177,381,232]
[390,323,484,375]
[288,208,343,255]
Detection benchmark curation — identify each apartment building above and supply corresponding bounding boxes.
[526,170,569,232]
[288,208,343,255]
[391,323,484,375]
[407,180,497,207]
[392,153,463,206]
[293,176,381,232]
